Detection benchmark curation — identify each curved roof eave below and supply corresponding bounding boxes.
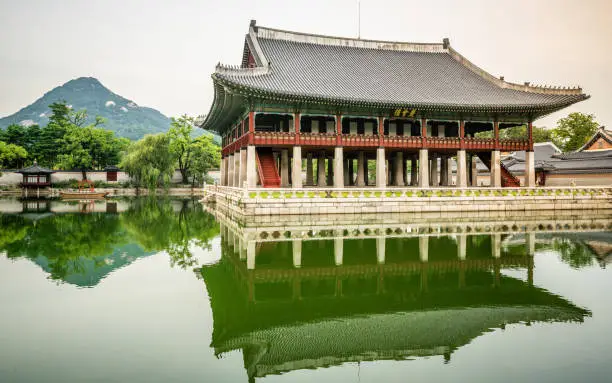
[215,77,589,118]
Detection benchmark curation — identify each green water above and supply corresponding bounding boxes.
[0,198,611,382]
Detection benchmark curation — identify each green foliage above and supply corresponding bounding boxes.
[56,118,129,177]
[0,141,28,169]
[553,112,600,152]
[0,198,219,282]
[168,115,220,185]
[120,133,175,191]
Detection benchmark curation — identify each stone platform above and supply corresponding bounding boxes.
[204,185,612,218]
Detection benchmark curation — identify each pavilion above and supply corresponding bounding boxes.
[201,21,588,189]
[16,160,54,197]
[201,229,590,381]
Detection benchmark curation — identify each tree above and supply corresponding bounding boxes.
[168,115,220,184]
[553,112,600,152]
[55,116,128,179]
[474,124,557,145]
[168,115,195,183]
[0,141,28,169]
[120,133,174,191]
[189,134,221,186]
[36,102,72,167]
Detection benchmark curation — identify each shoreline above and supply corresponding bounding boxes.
[0,187,205,198]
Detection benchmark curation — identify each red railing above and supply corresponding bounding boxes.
[222,132,530,154]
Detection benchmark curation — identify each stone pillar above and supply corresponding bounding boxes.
[334,238,344,266]
[376,148,387,187]
[327,156,333,186]
[247,241,256,270]
[419,236,429,262]
[418,149,429,188]
[356,151,366,186]
[458,234,467,260]
[233,234,239,254]
[471,155,478,187]
[306,152,314,186]
[292,146,302,188]
[527,232,536,256]
[239,148,247,188]
[220,156,226,186]
[490,150,501,187]
[446,157,453,186]
[246,146,257,188]
[333,147,344,188]
[348,158,354,186]
[317,152,327,187]
[233,153,240,187]
[376,237,385,264]
[280,149,289,187]
[227,154,235,187]
[525,150,536,187]
[411,155,418,186]
[293,239,302,268]
[440,155,448,186]
[456,150,467,188]
[343,158,349,186]
[492,234,501,258]
[394,152,405,186]
[430,154,438,186]
[239,238,246,260]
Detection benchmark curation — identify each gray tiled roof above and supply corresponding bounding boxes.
[17,161,54,174]
[553,149,612,160]
[218,37,585,109]
[503,143,612,174]
[213,24,587,111]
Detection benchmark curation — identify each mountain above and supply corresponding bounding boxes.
[0,77,218,142]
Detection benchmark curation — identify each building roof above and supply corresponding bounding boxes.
[503,141,612,175]
[577,126,612,152]
[16,160,54,175]
[202,21,588,132]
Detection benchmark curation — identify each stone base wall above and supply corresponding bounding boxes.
[206,186,612,217]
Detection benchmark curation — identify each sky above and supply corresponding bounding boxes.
[0,0,610,128]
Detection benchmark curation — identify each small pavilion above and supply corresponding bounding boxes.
[17,160,54,197]
[201,20,588,189]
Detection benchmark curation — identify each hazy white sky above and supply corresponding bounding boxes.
[1,0,610,128]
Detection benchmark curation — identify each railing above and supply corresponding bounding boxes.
[239,186,612,200]
[222,133,531,154]
[384,135,423,148]
[425,137,461,149]
[340,134,380,147]
[499,139,530,151]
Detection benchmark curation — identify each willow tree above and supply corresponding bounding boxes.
[120,133,175,191]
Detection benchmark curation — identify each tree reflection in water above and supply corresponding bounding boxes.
[0,198,219,285]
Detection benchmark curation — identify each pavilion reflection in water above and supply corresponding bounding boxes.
[201,221,592,382]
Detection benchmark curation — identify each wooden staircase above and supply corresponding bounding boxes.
[256,148,281,188]
[475,152,521,187]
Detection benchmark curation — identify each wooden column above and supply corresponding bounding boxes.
[493,120,499,149]
[248,112,255,144]
[335,114,342,145]
[295,112,301,145]
[528,121,534,150]
[378,117,384,146]
[421,118,427,146]
[459,120,465,149]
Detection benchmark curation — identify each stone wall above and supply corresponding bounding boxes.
[0,169,220,186]
[207,186,612,217]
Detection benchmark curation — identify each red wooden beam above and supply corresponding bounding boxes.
[378,117,384,146]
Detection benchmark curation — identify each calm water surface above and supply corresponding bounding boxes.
[1,198,611,383]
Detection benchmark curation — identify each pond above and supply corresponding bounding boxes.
[0,198,611,383]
